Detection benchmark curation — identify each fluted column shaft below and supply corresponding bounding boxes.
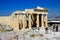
[22,14,26,29]
[41,14,44,27]
[37,14,39,27]
[45,14,48,27]
[29,14,32,30]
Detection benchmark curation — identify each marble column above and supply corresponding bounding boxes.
[14,14,19,30]
[37,14,39,28]
[17,14,19,30]
[45,14,48,27]
[41,14,44,27]
[22,14,26,29]
[29,14,32,30]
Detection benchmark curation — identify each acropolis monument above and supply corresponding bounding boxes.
[0,6,48,30]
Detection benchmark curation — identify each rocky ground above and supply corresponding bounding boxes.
[0,27,60,40]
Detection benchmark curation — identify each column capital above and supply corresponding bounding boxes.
[44,14,48,16]
[37,14,39,15]
[28,14,32,15]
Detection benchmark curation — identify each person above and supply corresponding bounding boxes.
[56,25,58,32]
[45,27,48,34]
[53,24,55,32]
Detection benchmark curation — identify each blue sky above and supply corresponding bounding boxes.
[0,0,60,17]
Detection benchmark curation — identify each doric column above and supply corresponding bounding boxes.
[37,14,39,28]
[41,14,44,27]
[29,14,32,30]
[45,14,48,27]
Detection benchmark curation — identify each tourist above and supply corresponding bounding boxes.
[45,27,48,34]
[53,24,55,32]
[56,25,58,32]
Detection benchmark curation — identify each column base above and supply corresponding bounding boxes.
[29,28,32,30]
[41,26,44,28]
[21,28,25,30]
[37,27,40,31]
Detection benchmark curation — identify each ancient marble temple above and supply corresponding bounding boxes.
[0,6,48,30]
